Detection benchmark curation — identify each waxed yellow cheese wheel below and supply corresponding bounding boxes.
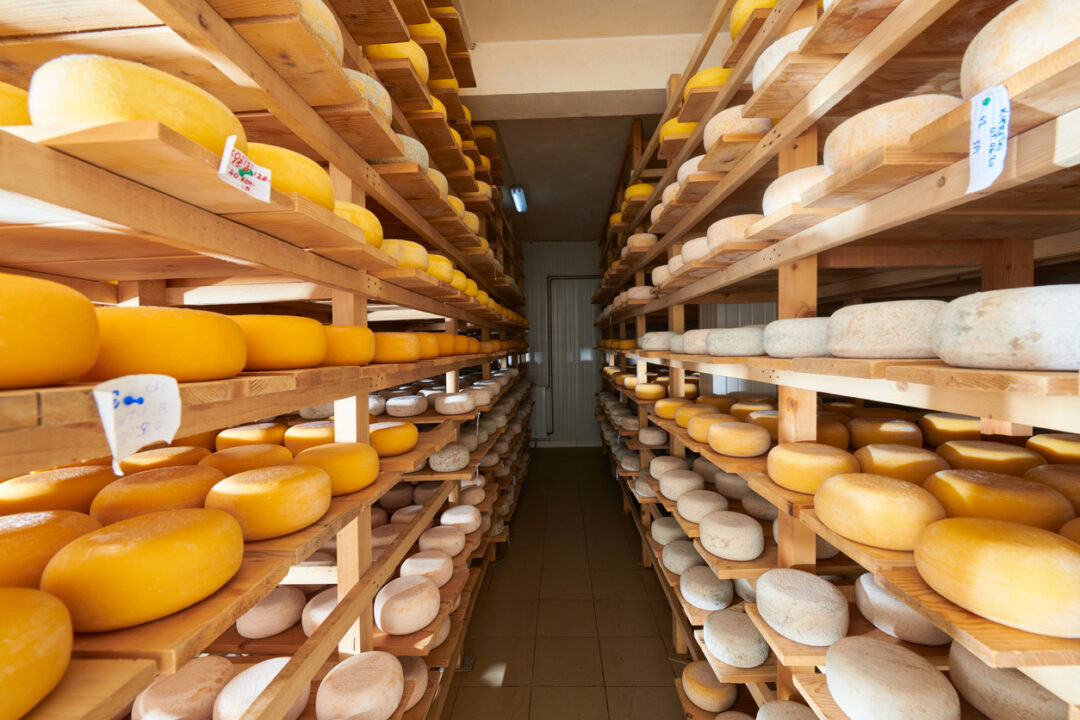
[659,117,697,141]
[294,442,379,495]
[333,201,384,247]
[923,469,1075,531]
[408,19,447,48]
[854,444,949,484]
[1062,517,1080,543]
[675,403,716,428]
[40,508,243,631]
[246,142,335,210]
[216,423,287,450]
[683,66,732,99]
[467,337,480,353]
[199,443,294,476]
[478,340,496,354]
[119,445,211,474]
[655,398,691,419]
[324,325,375,366]
[232,314,328,370]
[0,272,99,390]
[427,254,454,283]
[417,333,440,359]
[0,511,101,588]
[89,465,226,525]
[918,412,981,447]
[816,472,946,550]
[0,79,30,124]
[204,465,332,540]
[731,0,777,37]
[465,278,478,298]
[0,465,118,515]
[85,307,246,382]
[0,588,72,720]
[687,413,737,443]
[284,421,335,454]
[708,421,772,458]
[364,41,430,83]
[173,429,219,450]
[1025,465,1080,514]
[450,270,468,291]
[816,419,851,449]
[697,396,735,412]
[729,401,773,420]
[635,383,667,400]
[848,417,923,448]
[748,410,779,439]
[435,333,456,356]
[373,332,421,363]
[382,239,430,271]
[453,335,470,354]
[1026,433,1080,465]
[767,442,861,494]
[370,422,419,456]
[938,440,1047,476]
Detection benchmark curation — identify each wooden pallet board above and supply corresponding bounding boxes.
[744,471,815,518]
[370,56,433,112]
[694,538,779,580]
[25,658,156,720]
[699,132,768,173]
[723,7,772,68]
[693,628,778,683]
[415,34,454,81]
[327,0,410,44]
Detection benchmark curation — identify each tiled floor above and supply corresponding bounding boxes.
[441,447,687,720]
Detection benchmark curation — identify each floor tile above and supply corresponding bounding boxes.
[536,599,598,637]
[591,570,653,600]
[587,543,641,571]
[459,636,536,687]
[486,571,541,601]
[599,636,676,686]
[604,686,683,720]
[636,568,666,598]
[469,598,538,637]
[542,546,591,573]
[530,686,608,720]
[594,598,662,637]
[545,524,587,547]
[497,544,544,574]
[450,687,530,720]
[540,571,593,600]
[532,637,604,686]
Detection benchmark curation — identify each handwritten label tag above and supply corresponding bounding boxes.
[967,85,1010,194]
[92,375,182,473]
[217,135,271,202]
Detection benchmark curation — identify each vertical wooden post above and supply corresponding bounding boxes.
[783,0,820,36]
[118,279,168,306]
[445,319,459,393]
[980,239,1034,436]
[481,328,492,379]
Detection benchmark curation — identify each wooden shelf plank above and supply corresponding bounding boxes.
[370,56,433,112]
[800,0,903,54]
[25,658,157,720]
[694,538,779,580]
[743,53,842,120]
[794,672,991,720]
[722,7,772,68]
[327,0,410,44]
[414,34,454,81]
[699,132,768,173]
[799,509,914,573]
[694,628,778,683]
[392,0,429,24]
[239,100,404,163]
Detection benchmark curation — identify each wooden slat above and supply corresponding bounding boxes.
[328,0,410,44]
[414,34,453,81]
[370,56,433,112]
[694,628,778,683]
[25,659,157,720]
[239,101,405,162]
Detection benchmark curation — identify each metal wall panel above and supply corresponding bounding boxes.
[523,242,603,446]
[698,302,778,396]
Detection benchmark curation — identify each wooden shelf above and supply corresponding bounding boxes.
[414,34,454,81]
[648,414,768,474]
[370,56,433,112]
[798,509,914,574]
[25,658,157,720]
[328,0,410,44]
[694,537,779,580]
[693,628,778,684]
[723,7,773,68]
[793,672,991,720]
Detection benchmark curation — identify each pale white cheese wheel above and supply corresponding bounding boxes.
[457,430,479,452]
[950,641,1066,720]
[752,28,812,90]
[933,285,1080,370]
[700,510,764,561]
[659,469,705,500]
[763,317,830,358]
[214,657,309,720]
[682,660,736,713]
[681,236,711,263]
[662,183,680,204]
[639,331,677,351]
[670,334,685,353]
[430,615,452,648]
[961,0,1080,99]
[479,451,499,468]
[419,525,466,555]
[757,568,848,646]
[412,482,442,505]
[435,393,474,415]
[714,470,750,499]
[734,577,757,603]
[677,154,707,186]
[400,550,454,587]
[628,232,658,249]
[133,656,235,720]
[627,285,655,300]
[677,489,730,523]
[430,442,470,472]
[236,586,306,639]
[620,245,630,258]
[854,573,950,645]
[386,394,428,417]
[464,387,493,406]
[441,504,481,533]
[652,265,671,286]
[706,326,765,356]
[639,427,668,446]
[828,300,946,359]
[757,700,818,720]
[651,455,688,477]
[372,523,407,549]
[391,504,424,525]
[661,539,706,575]
[374,576,440,635]
[680,565,733,611]
[824,95,963,173]
[762,165,829,215]
[707,214,763,248]
[715,713,754,720]
[368,395,386,415]
[651,203,665,223]
[668,255,685,274]
[704,105,773,151]
[399,656,428,712]
[704,608,769,668]
[827,637,960,720]
[380,483,415,510]
[651,516,689,545]
[1019,666,1080,706]
[300,402,334,419]
[303,587,338,636]
[620,454,641,472]
[460,485,485,505]
[682,329,711,355]
[634,476,657,498]
[316,651,403,720]
[371,506,388,528]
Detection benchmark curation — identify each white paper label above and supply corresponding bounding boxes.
[967,85,1010,193]
[217,135,272,202]
[92,374,182,473]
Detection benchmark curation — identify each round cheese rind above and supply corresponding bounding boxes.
[763,317,830,358]
[132,656,234,720]
[854,573,950,645]
[386,395,428,417]
[741,490,777,520]
[236,585,306,639]
[638,427,668,446]
[0,587,72,720]
[677,155,707,186]
[707,421,771,458]
[854,444,949,484]
[757,701,817,720]
[703,607,769,668]
[828,300,946,359]
[680,565,733,611]
[651,265,671,286]
[756,568,848,646]
[752,28,812,91]
[215,657,309,720]
[316,651,403,720]
[204,464,332,541]
[419,525,466,556]
[400,550,454,587]
[303,587,338,636]
[651,516,689,545]
[706,214,763,249]
[681,660,736,713]
[1026,433,1080,464]
[661,539,706,575]
[120,445,212,473]
[847,417,923,448]
[763,165,830,216]
[951,641,1067,720]
[429,443,470,472]
[704,105,773,151]
[87,465,225,525]
[441,505,481,534]
[659,469,705,500]
[816,472,946,550]
[918,412,981,447]
[0,511,102,588]
[399,656,428,711]
[677,489,729,523]
[700,510,764,561]
[638,331,677,350]
[373,576,440,635]
[650,455,688,477]
[1025,464,1080,514]
[380,483,415,510]
[681,236,711,263]
[706,326,765,357]
[232,314,327,371]
[923,468,1075,530]
[247,142,335,209]
[937,440,1047,476]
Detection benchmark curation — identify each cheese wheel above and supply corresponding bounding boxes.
[747,410,779,440]
[119,445,210,474]
[374,575,440,635]
[0,465,118,515]
[233,314,327,370]
[464,279,479,298]
[662,539,706,574]
[729,401,773,421]
[674,403,715,428]
[441,504,481,533]
[635,383,666,400]
[41,508,242,631]
[826,637,960,720]
[659,469,705,500]
[294,442,379,496]
[757,701,816,720]
[816,473,946,550]
[422,254,454,285]
[756,568,848,646]
[419,525,465,555]
[678,489,729,523]
[937,440,1047,475]
[659,117,697,141]
[372,523,407,549]
[847,417,923,448]
[706,215,763,251]
[382,240,429,271]
[687,413,738,443]
[752,27,812,90]
[343,69,391,122]
[215,657,308,720]
[90,465,225,524]
[923,469,1074,530]
[854,444,949,483]
[0,273,99,389]
[639,331,677,350]
[677,156,706,187]
[284,421,335,453]
[1061,517,1080,543]
[762,317,830,358]
[700,510,764,561]
[369,422,419,456]
[216,422,287,450]
[435,392,474,415]
[655,398,691,419]
[951,641,1067,720]
[172,430,220,450]
[28,54,245,155]
[302,586,338,636]
[828,300,946,359]
[854,573,950,645]
[817,419,851,449]
[730,0,777,37]
[430,442,470,472]
[917,517,1080,637]
[247,142,334,209]
[453,335,470,354]
[651,516,689,545]
[0,588,72,720]
[378,482,414,510]
[0,511,101,588]
[918,412,981,447]
[199,443,294,476]
[401,550,454,587]
[1024,464,1080,514]
[399,655,428,711]
[1027,433,1080,464]
[703,607,769,668]
[628,232,658,249]
[236,585,305,639]
[386,394,428,418]
[680,565,733,611]
[364,40,430,82]
[704,105,772,151]
[708,421,771,457]
[698,396,737,413]
[316,651,403,720]
[132,656,235,720]
[682,661,736,713]
[0,79,29,124]
[205,465,332,540]
[409,18,447,47]
[638,427,668,446]
[322,325,377,367]
[823,95,963,173]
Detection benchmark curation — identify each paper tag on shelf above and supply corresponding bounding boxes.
[966,85,1010,194]
[92,374,182,474]
[217,135,271,202]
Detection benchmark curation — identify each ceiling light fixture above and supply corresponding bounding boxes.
[510,184,527,213]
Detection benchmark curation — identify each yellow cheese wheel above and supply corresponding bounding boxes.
[370,422,419,456]
[216,423,287,450]
[232,314,328,370]
[635,383,667,400]
[463,154,475,174]
[447,195,465,217]
[697,395,736,412]
[294,442,379,495]
[427,254,454,283]
[428,168,449,197]
[681,382,700,400]
[333,201,384,247]
[0,272,99,390]
[478,340,496,353]
[708,421,772,458]
[682,660,736,712]
[0,588,72,720]
[364,41,430,83]
[624,183,654,200]
[659,118,697,141]
[42,508,243,631]
[324,325,376,366]
[474,124,496,140]
[687,413,737,443]
[479,154,492,170]
[923,469,1075,530]
[1061,517,1080,543]
[417,332,440,359]
[120,445,210,474]
[476,290,489,306]
[409,19,447,48]
[0,465,118,515]
[847,417,923,448]
[731,0,777,37]
[938,440,1047,476]
[748,410,779,439]
[28,54,246,155]
[675,403,716,428]
[453,335,469,354]
[173,429,219,450]
[848,407,918,421]
[1026,433,1080,465]
[0,79,30,124]
[816,472,946,550]
[1025,465,1080,514]
[85,307,246,382]
[915,517,1080,637]
[465,278,478,298]
[450,127,463,148]
[766,442,861,494]
[609,212,622,226]
[198,443,294,476]
[246,142,334,209]
[655,398,691,419]
[429,77,459,91]
[817,420,851,449]
[0,511,101,588]
[450,270,468,291]
[683,66,732,99]
[918,412,981,447]
[823,400,857,416]
[730,401,774,421]
[435,333,456,356]
[297,0,344,62]
[284,421,335,454]
[90,465,226,524]
[382,239,430,270]
[854,444,949,484]
[373,332,421,363]
[623,376,639,390]
[205,464,331,540]
[430,96,448,118]
[463,211,480,233]
[467,337,480,353]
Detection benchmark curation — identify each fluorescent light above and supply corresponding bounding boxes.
[510,184,527,213]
